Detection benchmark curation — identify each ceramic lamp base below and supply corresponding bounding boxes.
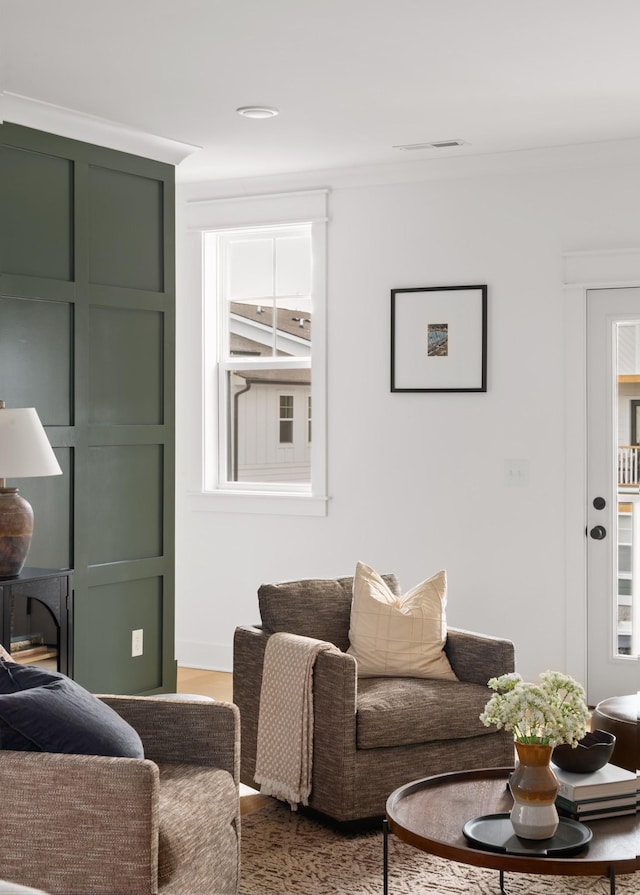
[510,801,559,840]
[0,488,33,578]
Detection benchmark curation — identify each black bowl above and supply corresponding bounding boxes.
[552,730,616,773]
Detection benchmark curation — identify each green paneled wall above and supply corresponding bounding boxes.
[0,296,72,423]
[89,306,163,425]
[77,576,164,694]
[2,146,74,281]
[88,166,164,292]
[0,123,176,694]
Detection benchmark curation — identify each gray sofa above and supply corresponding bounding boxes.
[0,695,240,895]
[234,573,515,823]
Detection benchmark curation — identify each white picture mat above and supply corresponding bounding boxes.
[393,288,484,390]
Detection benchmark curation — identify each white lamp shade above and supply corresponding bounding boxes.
[0,408,63,478]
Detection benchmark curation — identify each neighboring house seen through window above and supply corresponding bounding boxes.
[204,223,315,491]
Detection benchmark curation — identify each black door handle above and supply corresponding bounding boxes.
[590,525,607,540]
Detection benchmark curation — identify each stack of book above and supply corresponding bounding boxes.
[10,634,56,665]
[11,633,45,657]
[553,761,638,821]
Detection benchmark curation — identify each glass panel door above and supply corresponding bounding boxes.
[587,288,640,704]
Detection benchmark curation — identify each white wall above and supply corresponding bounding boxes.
[175,145,640,683]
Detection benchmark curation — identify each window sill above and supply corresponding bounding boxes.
[186,490,328,517]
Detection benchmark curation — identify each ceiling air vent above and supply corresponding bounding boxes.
[393,140,468,151]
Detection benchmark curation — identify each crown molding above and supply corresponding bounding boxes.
[563,248,640,287]
[0,92,200,166]
[178,134,640,196]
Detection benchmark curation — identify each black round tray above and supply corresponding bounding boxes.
[462,813,592,857]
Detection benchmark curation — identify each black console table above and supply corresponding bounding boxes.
[0,567,74,677]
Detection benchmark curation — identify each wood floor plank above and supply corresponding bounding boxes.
[177,666,233,701]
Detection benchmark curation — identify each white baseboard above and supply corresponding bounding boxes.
[175,639,233,673]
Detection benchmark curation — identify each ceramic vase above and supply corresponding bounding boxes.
[509,741,559,839]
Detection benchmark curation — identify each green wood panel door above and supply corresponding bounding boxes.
[0,123,176,694]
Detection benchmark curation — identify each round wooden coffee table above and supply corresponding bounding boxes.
[384,767,638,894]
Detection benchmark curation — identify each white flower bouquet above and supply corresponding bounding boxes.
[480,671,589,747]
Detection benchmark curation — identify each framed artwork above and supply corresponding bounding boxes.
[390,284,487,392]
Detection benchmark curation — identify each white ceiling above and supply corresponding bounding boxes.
[3,0,640,184]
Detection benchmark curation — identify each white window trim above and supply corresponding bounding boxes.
[185,189,328,516]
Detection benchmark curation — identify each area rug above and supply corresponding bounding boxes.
[239,798,636,895]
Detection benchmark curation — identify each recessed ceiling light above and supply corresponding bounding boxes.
[236,106,279,119]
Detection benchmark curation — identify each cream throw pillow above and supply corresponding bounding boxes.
[347,562,458,680]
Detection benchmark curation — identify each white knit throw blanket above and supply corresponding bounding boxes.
[254,632,336,810]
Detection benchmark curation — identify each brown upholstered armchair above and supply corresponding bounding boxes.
[0,695,240,895]
[234,573,515,823]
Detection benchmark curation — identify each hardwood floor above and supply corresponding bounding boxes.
[177,666,269,815]
[177,666,233,701]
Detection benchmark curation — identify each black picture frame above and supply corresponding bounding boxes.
[390,284,487,392]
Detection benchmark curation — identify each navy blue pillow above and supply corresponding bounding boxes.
[0,659,144,758]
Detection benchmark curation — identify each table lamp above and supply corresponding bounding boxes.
[0,401,63,578]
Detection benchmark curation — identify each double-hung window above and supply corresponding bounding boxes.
[206,223,313,487]
[189,189,327,515]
